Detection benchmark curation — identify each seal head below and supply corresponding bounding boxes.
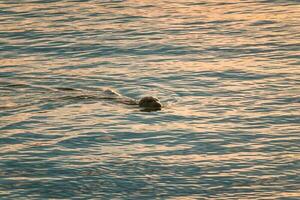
[138,96,162,111]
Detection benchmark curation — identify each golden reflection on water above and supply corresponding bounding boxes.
[1,0,299,198]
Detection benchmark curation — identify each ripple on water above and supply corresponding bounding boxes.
[0,0,300,199]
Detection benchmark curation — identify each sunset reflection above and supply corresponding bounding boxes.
[1,0,299,199]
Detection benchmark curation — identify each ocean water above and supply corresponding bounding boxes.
[0,0,299,199]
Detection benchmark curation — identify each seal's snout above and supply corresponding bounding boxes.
[139,96,162,110]
[152,101,162,108]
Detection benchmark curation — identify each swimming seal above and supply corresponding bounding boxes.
[103,89,162,111]
[138,96,162,111]
[2,83,163,112]
[55,88,162,111]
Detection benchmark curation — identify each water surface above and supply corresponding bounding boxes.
[1,0,300,199]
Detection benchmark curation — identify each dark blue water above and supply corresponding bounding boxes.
[1,0,299,199]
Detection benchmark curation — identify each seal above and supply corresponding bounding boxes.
[138,96,162,111]
[104,89,162,111]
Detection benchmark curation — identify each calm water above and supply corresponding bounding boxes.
[1,0,300,199]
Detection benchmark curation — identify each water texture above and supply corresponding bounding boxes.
[0,0,299,199]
